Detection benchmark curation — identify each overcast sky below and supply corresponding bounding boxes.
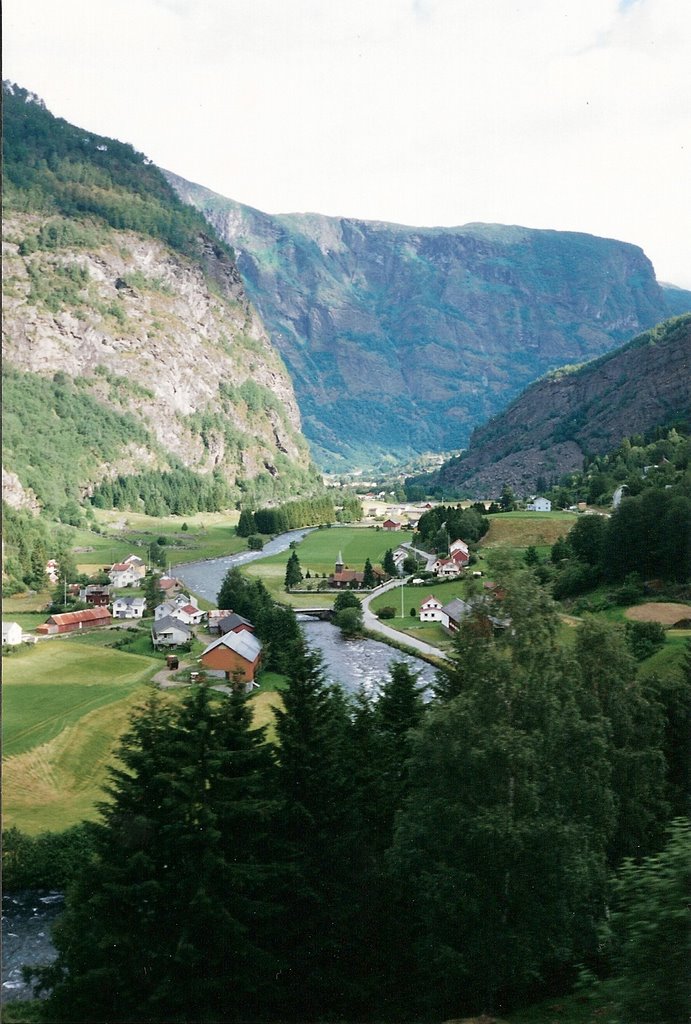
[3,0,690,286]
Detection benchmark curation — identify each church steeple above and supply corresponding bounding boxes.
[335,551,344,574]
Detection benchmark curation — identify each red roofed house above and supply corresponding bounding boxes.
[36,607,112,635]
[419,595,444,622]
[108,563,142,588]
[382,519,401,531]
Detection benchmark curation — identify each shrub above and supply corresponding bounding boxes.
[378,606,396,620]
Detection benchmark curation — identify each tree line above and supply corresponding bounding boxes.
[18,569,689,1022]
[91,468,232,517]
[238,496,338,536]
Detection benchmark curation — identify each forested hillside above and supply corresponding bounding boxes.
[167,171,679,468]
[415,314,691,498]
[1,83,320,520]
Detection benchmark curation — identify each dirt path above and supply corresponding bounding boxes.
[153,660,191,689]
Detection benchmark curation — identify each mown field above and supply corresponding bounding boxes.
[480,510,574,555]
[244,525,410,605]
[73,508,244,574]
[2,639,161,833]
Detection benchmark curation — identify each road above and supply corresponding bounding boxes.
[361,578,449,661]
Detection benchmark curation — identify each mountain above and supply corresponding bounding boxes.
[412,314,691,499]
[1,84,320,518]
[166,173,680,470]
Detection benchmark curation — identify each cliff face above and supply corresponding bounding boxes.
[1,84,317,511]
[167,173,673,469]
[425,315,691,498]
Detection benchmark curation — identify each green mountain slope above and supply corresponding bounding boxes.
[416,314,691,498]
[1,83,320,516]
[167,173,674,470]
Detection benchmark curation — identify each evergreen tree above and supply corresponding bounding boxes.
[574,617,669,864]
[236,509,256,538]
[362,556,376,588]
[382,548,397,575]
[31,687,283,1022]
[272,648,364,1017]
[392,587,613,1017]
[283,550,303,591]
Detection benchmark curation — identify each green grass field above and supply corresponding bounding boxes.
[2,639,159,832]
[244,526,410,605]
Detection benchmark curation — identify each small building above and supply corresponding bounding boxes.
[36,607,112,635]
[441,598,474,632]
[123,554,146,575]
[419,595,444,622]
[207,609,234,634]
[382,518,402,531]
[79,584,112,606]
[157,575,182,595]
[112,596,146,619]
[526,496,552,512]
[108,563,142,588]
[2,621,23,646]
[201,631,263,685]
[151,616,192,648]
[45,559,60,586]
[218,612,255,635]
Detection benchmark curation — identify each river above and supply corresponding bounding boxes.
[172,529,437,696]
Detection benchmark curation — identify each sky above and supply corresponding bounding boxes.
[3,0,690,287]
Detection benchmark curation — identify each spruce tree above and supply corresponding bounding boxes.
[283,549,303,591]
[362,556,376,588]
[32,687,283,1023]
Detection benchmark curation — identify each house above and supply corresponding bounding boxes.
[218,613,255,635]
[112,596,146,619]
[157,575,182,595]
[123,554,146,576]
[79,584,112,606]
[382,518,402,531]
[201,630,263,685]
[108,562,142,588]
[174,602,206,626]
[2,621,23,646]
[526,496,552,512]
[45,559,60,586]
[441,598,474,632]
[419,595,445,622]
[207,609,234,634]
[36,607,112,635]
[151,616,192,648]
[449,538,470,560]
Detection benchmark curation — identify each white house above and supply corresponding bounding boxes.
[108,562,142,588]
[123,554,147,577]
[154,597,204,625]
[526,496,552,512]
[2,621,23,646]
[419,595,445,622]
[151,616,192,648]
[112,596,147,619]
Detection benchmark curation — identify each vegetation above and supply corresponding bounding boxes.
[92,467,232,516]
[11,566,687,1022]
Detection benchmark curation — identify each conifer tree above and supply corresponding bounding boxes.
[362,556,376,588]
[32,687,282,1022]
[283,549,303,590]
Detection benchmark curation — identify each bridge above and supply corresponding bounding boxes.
[295,607,335,620]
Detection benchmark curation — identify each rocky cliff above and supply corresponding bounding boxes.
[417,314,691,498]
[1,84,318,513]
[167,173,677,470]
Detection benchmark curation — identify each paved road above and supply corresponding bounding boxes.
[361,578,449,661]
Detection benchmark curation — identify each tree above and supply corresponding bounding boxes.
[334,605,363,637]
[382,548,397,576]
[606,818,690,1024]
[272,649,364,1017]
[362,557,376,588]
[29,687,283,1022]
[391,629,613,1017]
[142,570,160,616]
[236,509,255,537]
[284,550,303,591]
[333,591,362,614]
[402,555,418,574]
[499,484,516,511]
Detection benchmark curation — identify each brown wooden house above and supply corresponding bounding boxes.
[200,631,262,685]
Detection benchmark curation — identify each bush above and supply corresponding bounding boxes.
[247,535,264,551]
[625,619,666,661]
[378,606,396,620]
[410,608,417,617]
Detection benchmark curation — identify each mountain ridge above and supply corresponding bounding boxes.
[1,83,320,517]
[166,172,682,469]
[413,314,691,498]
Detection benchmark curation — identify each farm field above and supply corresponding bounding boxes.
[480,510,574,553]
[71,509,244,574]
[2,639,160,832]
[244,525,411,604]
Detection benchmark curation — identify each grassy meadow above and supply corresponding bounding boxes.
[2,638,160,832]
